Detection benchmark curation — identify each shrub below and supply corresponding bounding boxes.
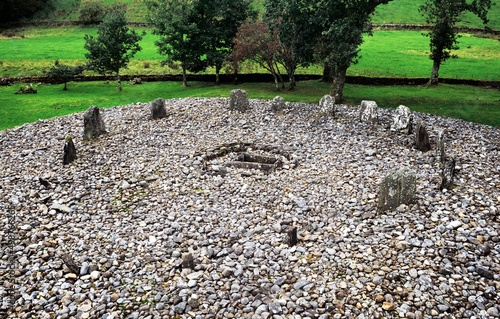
[78,0,106,25]
[166,61,180,70]
[143,61,150,69]
[132,77,142,85]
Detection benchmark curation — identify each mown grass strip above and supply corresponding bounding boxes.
[1,80,498,131]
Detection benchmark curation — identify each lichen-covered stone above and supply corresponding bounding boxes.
[359,100,378,123]
[83,105,106,141]
[271,96,285,114]
[391,105,412,133]
[151,98,167,119]
[63,135,76,165]
[377,168,417,213]
[229,89,249,112]
[415,118,431,152]
[437,129,446,163]
[440,156,455,191]
[319,95,335,117]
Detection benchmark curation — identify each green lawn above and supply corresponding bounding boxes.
[1,28,499,81]
[1,81,498,131]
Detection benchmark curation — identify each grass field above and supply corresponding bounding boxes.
[1,28,499,81]
[29,0,500,30]
[1,81,498,131]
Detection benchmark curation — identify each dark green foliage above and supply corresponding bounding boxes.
[420,0,492,85]
[84,10,143,91]
[44,64,86,90]
[143,0,200,87]
[78,0,128,25]
[0,0,55,24]
[190,0,256,85]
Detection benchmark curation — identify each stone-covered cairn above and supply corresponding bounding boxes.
[391,105,412,133]
[319,95,335,117]
[377,168,417,213]
[359,100,378,123]
[440,156,456,191]
[437,129,446,163]
[415,118,432,152]
[83,105,106,141]
[63,135,77,165]
[271,96,285,114]
[229,89,249,112]
[151,98,167,119]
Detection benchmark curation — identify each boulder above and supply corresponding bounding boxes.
[229,89,249,112]
[83,105,106,141]
[377,168,417,213]
[151,98,167,119]
[440,156,455,191]
[359,100,378,123]
[271,96,285,114]
[391,105,412,133]
[63,135,76,165]
[415,118,431,152]
[319,95,335,117]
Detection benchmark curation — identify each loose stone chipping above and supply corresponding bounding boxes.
[391,104,412,133]
[1,97,499,319]
[229,89,249,112]
[415,117,432,152]
[319,95,335,117]
[271,96,285,114]
[150,98,168,119]
[83,105,106,141]
[377,168,416,212]
[359,100,378,123]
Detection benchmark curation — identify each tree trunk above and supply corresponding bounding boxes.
[288,72,296,90]
[215,65,220,86]
[63,81,67,91]
[429,59,440,85]
[272,73,280,91]
[322,63,333,83]
[330,67,347,104]
[117,72,122,92]
[182,66,188,87]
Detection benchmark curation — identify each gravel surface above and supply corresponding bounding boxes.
[1,97,499,319]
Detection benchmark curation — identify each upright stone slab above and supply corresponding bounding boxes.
[271,96,285,114]
[391,105,412,133]
[359,100,378,123]
[377,168,417,213]
[63,135,77,165]
[437,130,446,163]
[319,95,335,117]
[83,105,106,141]
[150,98,167,119]
[415,118,431,152]
[229,89,249,112]
[440,156,455,191]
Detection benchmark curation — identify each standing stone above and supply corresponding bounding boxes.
[287,227,297,246]
[83,105,106,141]
[359,100,378,123]
[271,96,285,114]
[63,135,76,165]
[391,105,412,133]
[440,156,455,191]
[437,130,446,163]
[415,118,431,152]
[377,168,417,213]
[319,95,335,117]
[150,98,167,119]
[181,253,194,269]
[229,89,249,112]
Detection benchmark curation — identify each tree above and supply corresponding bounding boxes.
[264,0,319,90]
[231,19,286,90]
[44,63,86,90]
[84,10,143,91]
[190,0,256,85]
[420,0,492,85]
[144,0,201,87]
[0,0,54,24]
